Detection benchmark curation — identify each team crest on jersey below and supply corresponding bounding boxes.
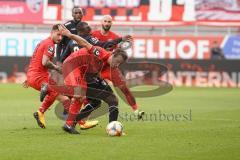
[93,48,100,56]
[48,46,54,55]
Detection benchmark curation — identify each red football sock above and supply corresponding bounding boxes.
[76,98,88,125]
[39,91,58,113]
[66,98,83,127]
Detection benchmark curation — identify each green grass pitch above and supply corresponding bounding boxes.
[0,84,239,160]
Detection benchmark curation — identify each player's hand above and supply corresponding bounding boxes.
[122,35,133,42]
[58,24,71,37]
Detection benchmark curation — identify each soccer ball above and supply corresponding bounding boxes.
[106,121,123,136]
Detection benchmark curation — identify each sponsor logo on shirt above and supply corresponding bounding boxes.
[48,46,54,55]
[93,48,100,56]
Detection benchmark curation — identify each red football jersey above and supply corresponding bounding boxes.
[100,65,137,108]
[27,37,55,77]
[63,45,138,109]
[100,65,125,87]
[91,30,120,42]
[63,46,111,86]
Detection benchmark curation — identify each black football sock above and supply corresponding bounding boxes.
[76,104,95,121]
[109,105,119,122]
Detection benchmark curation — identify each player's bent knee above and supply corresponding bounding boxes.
[104,95,118,106]
[90,99,101,108]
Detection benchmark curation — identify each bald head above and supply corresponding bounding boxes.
[102,15,112,21]
[101,15,113,32]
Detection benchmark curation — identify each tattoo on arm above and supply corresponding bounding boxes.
[45,61,57,70]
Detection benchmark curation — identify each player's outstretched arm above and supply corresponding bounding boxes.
[118,84,138,110]
[58,24,93,50]
[102,35,133,50]
[118,84,145,119]
[112,35,133,44]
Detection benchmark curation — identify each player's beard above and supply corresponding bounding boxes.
[102,25,111,31]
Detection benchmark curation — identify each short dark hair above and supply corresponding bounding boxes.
[72,6,82,13]
[113,49,128,61]
[51,24,60,31]
[76,22,88,31]
[76,22,91,36]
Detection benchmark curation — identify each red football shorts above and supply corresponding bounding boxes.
[27,73,49,91]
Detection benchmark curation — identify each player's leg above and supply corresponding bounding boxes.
[61,68,99,132]
[56,94,71,112]
[33,88,59,128]
[86,78,119,122]
[62,97,83,134]
[61,69,85,134]
[34,84,72,129]
[76,98,100,129]
[40,72,64,102]
[27,76,57,128]
[40,83,48,102]
[104,93,119,122]
[77,99,101,120]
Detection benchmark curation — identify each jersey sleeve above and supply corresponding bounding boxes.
[113,69,138,109]
[88,46,110,61]
[105,67,126,87]
[43,44,55,58]
[100,67,138,110]
[87,35,115,49]
[118,84,138,110]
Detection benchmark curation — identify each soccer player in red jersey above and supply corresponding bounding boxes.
[61,22,143,127]
[100,65,144,115]
[92,15,120,50]
[92,15,144,117]
[26,24,71,129]
[58,25,128,134]
[75,65,145,124]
